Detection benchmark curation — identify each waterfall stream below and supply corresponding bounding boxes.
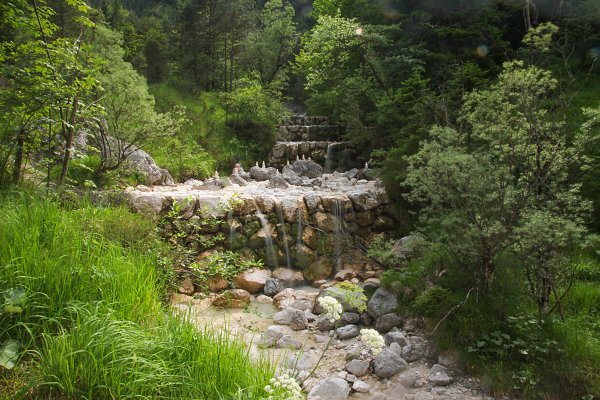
[275,202,292,269]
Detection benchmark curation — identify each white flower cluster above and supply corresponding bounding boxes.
[360,328,385,354]
[264,371,304,400]
[318,296,343,323]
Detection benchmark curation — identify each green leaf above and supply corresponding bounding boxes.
[0,340,19,370]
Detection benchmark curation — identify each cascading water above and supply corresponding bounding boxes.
[296,207,303,249]
[255,205,278,268]
[227,210,236,247]
[275,203,292,269]
[324,143,335,173]
[332,199,345,269]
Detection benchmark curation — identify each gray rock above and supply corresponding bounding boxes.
[360,313,375,326]
[273,308,301,325]
[290,352,320,371]
[291,160,323,179]
[344,344,362,361]
[384,331,408,347]
[267,174,290,189]
[345,359,370,377]
[428,369,453,386]
[346,374,357,383]
[125,145,174,186]
[264,278,284,297]
[276,335,303,350]
[348,189,380,211]
[317,316,335,331]
[307,377,350,400]
[401,339,427,362]
[303,193,321,213]
[258,325,287,348]
[289,309,309,330]
[304,310,318,322]
[367,287,398,318]
[374,313,403,333]
[429,364,447,375]
[352,380,370,393]
[389,342,403,356]
[336,324,359,340]
[372,347,408,378]
[229,173,248,186]
[340,312,360,326]
[250,166,278,181]
[345,168,360,180]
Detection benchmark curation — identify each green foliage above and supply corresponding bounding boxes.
[0,193,274,398]
[222,75,288,157]
[191,251,264,292]
[333,281,367,313]
[366,237,398,268]
[405,60,593,311]
[412,286,452,317]
[240,0,298,92]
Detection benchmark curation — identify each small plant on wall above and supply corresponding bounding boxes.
[190,251,264,292]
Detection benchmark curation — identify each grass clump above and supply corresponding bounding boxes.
[0,192,274,399]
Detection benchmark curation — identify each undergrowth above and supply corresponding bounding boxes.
[0,191,274,399]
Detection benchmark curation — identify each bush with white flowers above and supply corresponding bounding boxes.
[360,328,385,354]
[264,371,304,400]
[318,295,343,323]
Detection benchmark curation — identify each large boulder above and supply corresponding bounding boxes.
[374,313,403,333]
[272,268,304,285]
[125,145,174,186]
[347,190,380,211]
[249,166,278,181]
[273,308,308,331]
[372,347,408,378]
[290,159,323,178]
[264,278,284,297]
[273,288,297,309]
[307,377,350,400]
[367,287,398,318]
[314,285,367,314]
[303,257,333,282]
[233,268,271,294]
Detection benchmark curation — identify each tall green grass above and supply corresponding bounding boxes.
[0,192,274,399]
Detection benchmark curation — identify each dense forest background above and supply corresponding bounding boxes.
[1,0,600,398]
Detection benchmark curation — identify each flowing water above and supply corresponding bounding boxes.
[255,207,278,268]
[324,142,335,173]
[275,202,292,269]
[227,210,236,247]
[296,207,303,250]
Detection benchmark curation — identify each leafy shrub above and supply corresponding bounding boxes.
[333,281,368,313]
[411,286,452,317]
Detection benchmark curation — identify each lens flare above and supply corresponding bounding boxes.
[476,44,489,57]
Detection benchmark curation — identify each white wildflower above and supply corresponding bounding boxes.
[264,371,303,400]
[360,328,385,354]
[318,296,343,323]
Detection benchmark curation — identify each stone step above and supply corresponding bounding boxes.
[278,124,342,142]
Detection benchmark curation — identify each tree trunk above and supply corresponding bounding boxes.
[57,98,78,191]
[12,128,25,183]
